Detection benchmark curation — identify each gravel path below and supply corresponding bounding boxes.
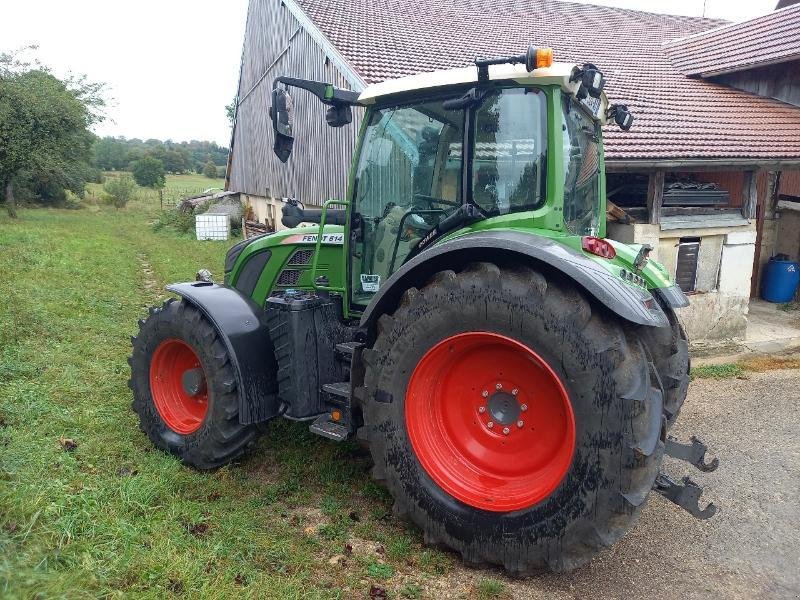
[432,369,800,599]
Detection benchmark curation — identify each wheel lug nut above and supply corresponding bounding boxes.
[517,420,524,428]
[481,390,489,398]
[512,388,518,396]
[478,406,486,414]
[502,427,510,435]
[520,404,528,412]
[487,421,494,429]
[496,383,502,390]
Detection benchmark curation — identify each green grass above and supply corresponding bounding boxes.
[475,577,507,599]
[690,363,746,380]
[0,199,448,598]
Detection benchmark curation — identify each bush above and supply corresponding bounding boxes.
[103,175,137,209]
[203,160,218,179]
[131,156,166,189]
[152,204,212,235]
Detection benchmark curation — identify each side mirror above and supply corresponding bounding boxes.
[270,87,294,162]
[571,63,605,99]
[325,103,353,128]
[608,104,634,131]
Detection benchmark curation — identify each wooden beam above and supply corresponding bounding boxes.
[646,171,665,225]
[661,207,743,217]
[741,170,758,220]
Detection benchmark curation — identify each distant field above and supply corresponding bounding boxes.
[86,172,227,209]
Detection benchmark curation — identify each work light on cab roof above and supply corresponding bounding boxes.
[129,42,715,578]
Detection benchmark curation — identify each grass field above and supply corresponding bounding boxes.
[0,197,496,599]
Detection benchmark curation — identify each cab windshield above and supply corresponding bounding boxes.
[350,87,548,306]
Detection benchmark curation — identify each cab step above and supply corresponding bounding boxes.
[335,341,362,360]
[309,413,350,442]
[322,381,351,401]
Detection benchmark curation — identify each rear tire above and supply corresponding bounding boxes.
[359,262,665,574]
[129,299,261,469]
[640,300,689,429]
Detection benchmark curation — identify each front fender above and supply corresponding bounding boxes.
[360,231,668,337]
[166,282,278,425]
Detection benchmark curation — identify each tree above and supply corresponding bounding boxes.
[163,149,187,174]
[203,160,218,179]
[93,137,128,170]
[103,175,137,209]
[226,97,237,127]
[131,156,166,189]
[0,49,104,217]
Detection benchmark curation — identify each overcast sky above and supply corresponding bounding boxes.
[2,0,778,146]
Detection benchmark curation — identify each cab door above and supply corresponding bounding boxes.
[348,101,464,311]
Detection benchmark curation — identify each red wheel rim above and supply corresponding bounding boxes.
[149,339,209,434]
[405,332,576,512]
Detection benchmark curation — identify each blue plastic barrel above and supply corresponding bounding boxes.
[761,255,800,303]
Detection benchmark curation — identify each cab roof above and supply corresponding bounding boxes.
[358,61,609,123]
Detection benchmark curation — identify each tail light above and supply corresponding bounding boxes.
[581,236,616,259]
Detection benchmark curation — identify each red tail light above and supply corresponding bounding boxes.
[581,236,616,259]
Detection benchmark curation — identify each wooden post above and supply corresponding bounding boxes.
[749,170,779,297]
[741,170,758,220]
[646,171,664,225]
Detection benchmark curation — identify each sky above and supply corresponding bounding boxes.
[1,0,779,146]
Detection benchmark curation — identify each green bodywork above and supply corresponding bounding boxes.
[227,84,674,319]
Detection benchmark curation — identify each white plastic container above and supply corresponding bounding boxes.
[195,213,230,241]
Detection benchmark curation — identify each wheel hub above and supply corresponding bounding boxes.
[486,391,520,426]
[181,368,206,397]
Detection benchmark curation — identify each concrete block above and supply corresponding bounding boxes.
[725,230,757,245]
[718,242,756,295]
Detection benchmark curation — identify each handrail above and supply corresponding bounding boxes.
[311,198,350,293]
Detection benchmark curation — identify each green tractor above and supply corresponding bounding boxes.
[130,46,719,574]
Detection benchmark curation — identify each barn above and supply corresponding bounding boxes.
[225,0,800,342]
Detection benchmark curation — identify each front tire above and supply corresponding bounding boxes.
[359,263,665,574]
[129,299,260,469]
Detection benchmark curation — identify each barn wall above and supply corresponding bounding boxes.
[712,59,800,108]
[228,0,365,208]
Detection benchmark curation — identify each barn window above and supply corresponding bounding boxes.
[675,237,701,293]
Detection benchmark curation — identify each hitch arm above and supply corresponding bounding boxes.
[654,474,717,520]
[665,436,719,472]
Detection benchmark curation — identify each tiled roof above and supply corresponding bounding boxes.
[293,0,800,163]
[665,4,800,77]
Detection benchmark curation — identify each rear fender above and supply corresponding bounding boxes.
[166,282,279,425]
[360,231,669,340]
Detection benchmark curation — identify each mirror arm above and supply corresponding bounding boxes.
[272,76,360,107]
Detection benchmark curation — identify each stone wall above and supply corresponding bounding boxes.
[608,222,757,341]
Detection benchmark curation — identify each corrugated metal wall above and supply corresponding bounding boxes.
[228,0,365,206]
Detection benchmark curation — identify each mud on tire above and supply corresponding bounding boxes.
[129,299,260,469]
[358,262,665,574]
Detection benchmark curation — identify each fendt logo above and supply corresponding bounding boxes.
[281,233,345,245]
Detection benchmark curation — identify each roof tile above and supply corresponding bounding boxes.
[294,0,800,161]
[665,4,800,77]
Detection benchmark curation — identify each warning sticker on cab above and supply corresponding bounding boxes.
[281,233,345,245]
[360,274,381,292]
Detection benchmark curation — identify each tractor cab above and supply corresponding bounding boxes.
[269,47,636,312]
